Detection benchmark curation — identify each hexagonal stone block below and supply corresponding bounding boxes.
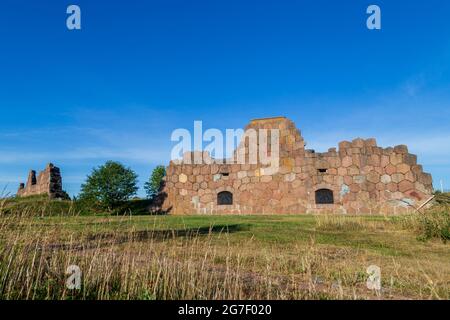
[369,154,381,166]
[419,173,433,185]
[385,164,396,175]
[387,183,398,192]
[381,155,390,168]
[381,174,391,184]
[200,194,213,203]
[404,171,415,182]
[353,175,366,184]
[391,173,405,183]
[344,175,353,185]
[366,182,376,192]
[411,165,423,175]
[403,154,417,166]
[398,180,414,193]
[179,173,188,183]
[390,153,403,166]
[414,182,427,194]
[367,172,380,184]
[342,156,352,168]
[376,182,385,191]
[350,183,361,192]
[337,167,347,176]
[348,166,359,175]
[396,163,410,174]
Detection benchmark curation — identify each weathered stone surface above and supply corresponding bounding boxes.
[260,175,272,183]
[284,173,296,182]
[350,184,361,193]
[353,175,366,184]
[342,156,352,168]
[237,171,247,179]
[398,180,414,193]
[160,117,433,215]
[396,164,410,174]
[367,172,380,184]
[17,163,65,199]
[385,164,396,175]
[390,153,403,166]
[179,173,188,183]
[381,174,391,184]
[394,145,408,154]
[392,173,405,183]
[380,155,390,168]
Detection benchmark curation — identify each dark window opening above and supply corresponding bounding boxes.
[315,189,334,204]
[221,173,229,177]
[318,168,327,173]
[30,171,37,185]
[217,191,233,205]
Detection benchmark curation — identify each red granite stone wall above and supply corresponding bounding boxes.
[161,117,433,214]
[17,163,64,199]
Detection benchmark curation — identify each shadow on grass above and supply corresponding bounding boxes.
[40,224,249,252]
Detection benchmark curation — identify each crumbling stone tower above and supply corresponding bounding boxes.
[17,163,65,199]
[162,117,433,215]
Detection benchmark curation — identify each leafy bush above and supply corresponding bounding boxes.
[78,161,138,211]
[144,165,166,200]
[109,199,156,215]
[434,192,450,205]
[415,205,450,243]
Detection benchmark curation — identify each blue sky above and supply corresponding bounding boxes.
[0,0,449,197]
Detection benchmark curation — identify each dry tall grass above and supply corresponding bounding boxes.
[0,202,448,300]
[0,212,327,299]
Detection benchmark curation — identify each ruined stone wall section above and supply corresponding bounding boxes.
[162,117,433,215]
[17,163,64,199]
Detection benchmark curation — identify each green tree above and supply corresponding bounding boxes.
[144,166,166,199]
[79,161,138,210]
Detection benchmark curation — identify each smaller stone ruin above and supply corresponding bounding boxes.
[17,163,65,199]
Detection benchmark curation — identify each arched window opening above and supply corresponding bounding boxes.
[315,189,334,204]
[217,191,233,205]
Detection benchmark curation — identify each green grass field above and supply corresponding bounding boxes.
[1,210,448,300]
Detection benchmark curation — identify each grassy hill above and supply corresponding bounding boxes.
[0,211,448,300]
[0,195,154,216]
[0,195,77,216]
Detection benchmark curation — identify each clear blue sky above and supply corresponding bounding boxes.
[1,0,449,197]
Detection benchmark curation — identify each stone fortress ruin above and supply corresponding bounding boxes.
[17,163,65,199]
[162,117,434,214]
